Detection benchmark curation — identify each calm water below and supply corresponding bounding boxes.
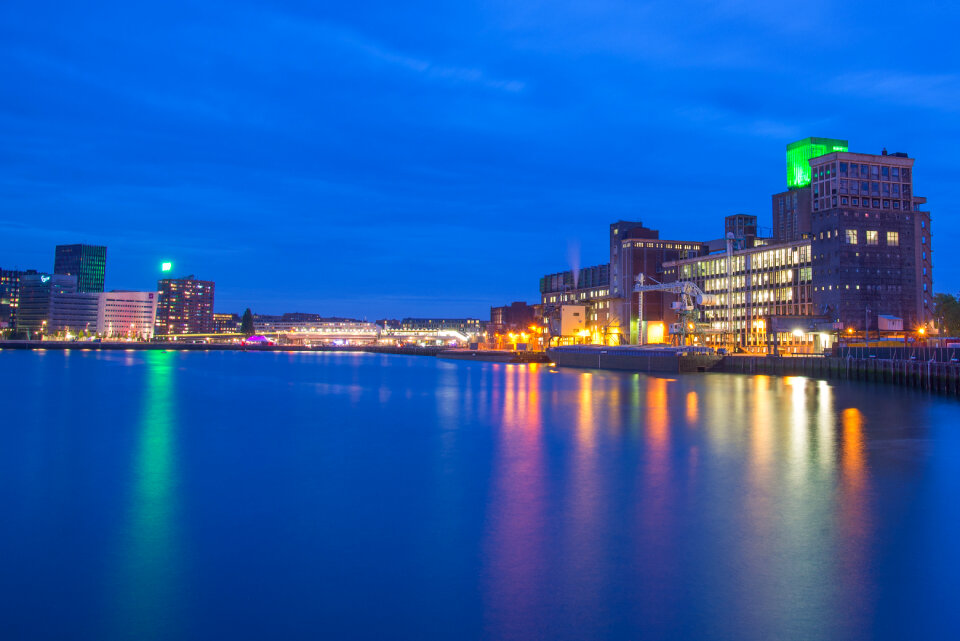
[1,350,958,640]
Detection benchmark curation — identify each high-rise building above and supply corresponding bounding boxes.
[786,137,849,189]
[774,137,848,243]
[16,273,79,335]
[808,149,932,330]
[155,275,215,335]
[54,244,107,293]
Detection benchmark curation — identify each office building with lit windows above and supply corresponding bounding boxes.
[808,149,932,330]
[1,268,37,329]
[155,275,215,335]
[663,240,819,353]
[54,244,107,293]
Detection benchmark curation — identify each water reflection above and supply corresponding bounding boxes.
[483,364,547,640]
[113,351,180,639]
[482,371,887,639]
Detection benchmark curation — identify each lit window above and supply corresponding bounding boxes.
[887,231,899,246]
[845,229,858,244]
[866,230,878,245]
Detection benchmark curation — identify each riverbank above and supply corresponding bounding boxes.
[0,340,443,356]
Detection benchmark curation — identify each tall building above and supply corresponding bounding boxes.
[786,137,849,189]
[808,148,932,329]
[774,137,847,243]
[155,275,215,335]
[54,244,107,293]
[16,273,78,335]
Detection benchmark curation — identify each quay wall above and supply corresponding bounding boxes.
[722,355,960,397]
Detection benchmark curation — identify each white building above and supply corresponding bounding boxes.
[97,291,158,339]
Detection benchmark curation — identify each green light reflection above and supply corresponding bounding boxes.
[113,350,181,640]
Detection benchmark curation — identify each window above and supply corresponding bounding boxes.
[852,198,859,205]
[866,230,878,245]
[846,229,858,244]
[882,166,889,178]
[892,167,900,179]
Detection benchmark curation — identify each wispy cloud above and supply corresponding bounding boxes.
[830,71,960,112]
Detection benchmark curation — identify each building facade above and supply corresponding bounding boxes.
[213,313,241,333]
[608,222,708,344]
[54,244,106,293]
[1,268,37,329]
[664,240,817,353]
[155,275,215,335]
[98,291,158,339]
[808,149,932,330]
[16,273,79,336]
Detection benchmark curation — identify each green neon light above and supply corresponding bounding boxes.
[161,262,172,272]
[786,137,849,189]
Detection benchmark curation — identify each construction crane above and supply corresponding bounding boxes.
[633,274,719,346]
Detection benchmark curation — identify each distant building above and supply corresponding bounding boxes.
[213,312,241,333]
[155,275,215,335]
[54,244,106,293]
[16,273,78,336]
[399,318,485,337]
[540,263,611,343]
[489,301,537,332]
[0,268,36,329]
[98,291,158,339]
[50,292,100,335]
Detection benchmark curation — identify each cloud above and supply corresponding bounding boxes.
[830,71,960,112]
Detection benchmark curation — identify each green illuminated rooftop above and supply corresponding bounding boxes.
[786,137,848,189]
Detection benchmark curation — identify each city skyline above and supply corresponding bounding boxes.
[2,1,959,318]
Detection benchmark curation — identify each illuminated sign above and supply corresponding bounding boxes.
[40,275,50,283]
[161,262,172,272]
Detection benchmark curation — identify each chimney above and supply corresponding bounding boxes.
[882,147,888,156]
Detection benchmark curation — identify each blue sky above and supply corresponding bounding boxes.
[2,1,958,317]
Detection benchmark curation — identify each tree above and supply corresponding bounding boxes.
[933,293,960,336]
[240,308,255,336]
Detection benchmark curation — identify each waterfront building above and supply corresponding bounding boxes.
[399,318,485,338]
[50,292,100,335]
[808,148,932,330]
[16,273,78,336]
[155,275,215,335]
[0,268,37,329]
[54,244,107,293]
[663,239,819,353]
[539,264,612,343]
[97,291,158,339]
[213,312,241,333]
